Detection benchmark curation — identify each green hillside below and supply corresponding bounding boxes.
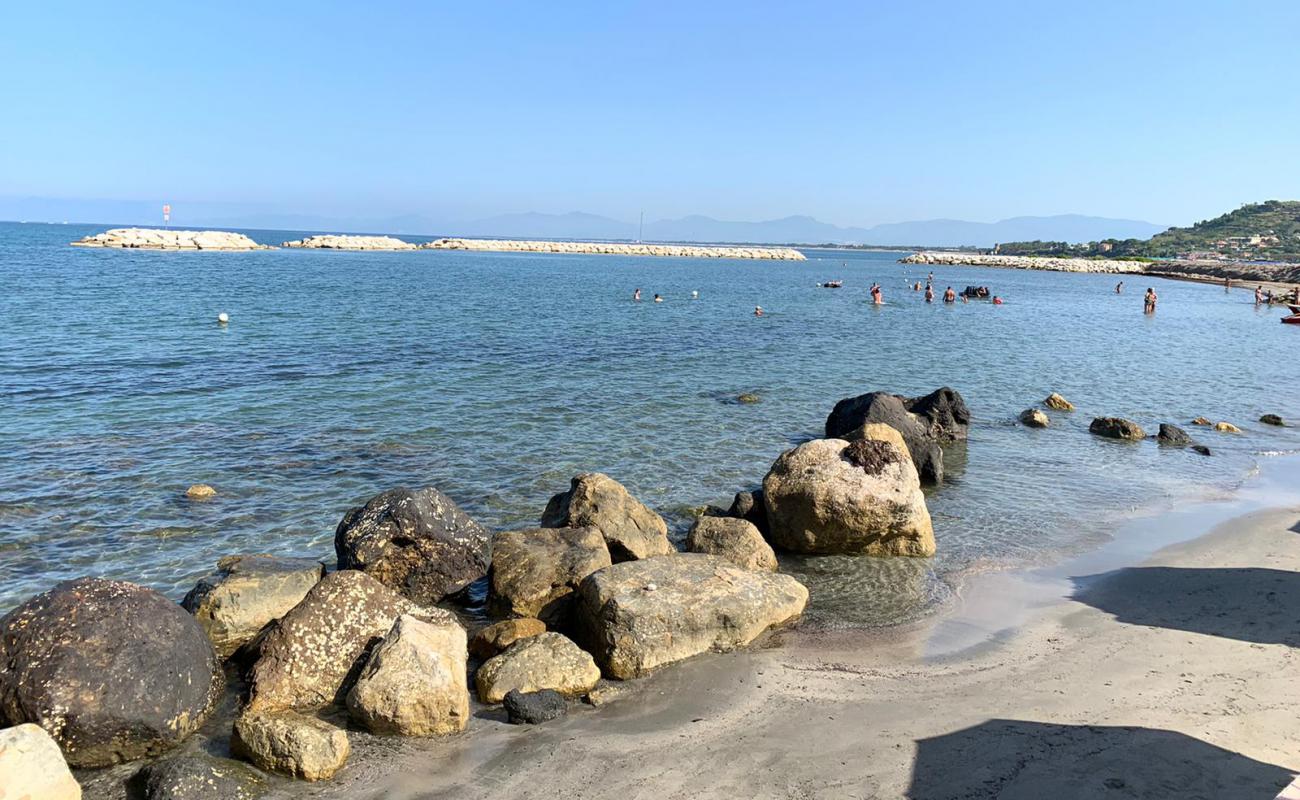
[995,200,1300,262]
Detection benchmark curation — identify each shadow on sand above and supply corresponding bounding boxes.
[1070,566,1300,646]
[907,719,1294,799]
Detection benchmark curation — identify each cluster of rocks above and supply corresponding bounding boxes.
[71,228,268,251]
[281,235,417,250]
[423,237,807,261]
[900,251,1147,274]
[0,387,963,796]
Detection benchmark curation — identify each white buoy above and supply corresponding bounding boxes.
[217,312,229,324]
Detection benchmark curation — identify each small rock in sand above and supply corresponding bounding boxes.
[503,689,568,725]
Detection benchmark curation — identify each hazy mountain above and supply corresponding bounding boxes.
[0,195,1165,247]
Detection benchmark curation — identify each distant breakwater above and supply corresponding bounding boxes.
[900,251,1145,274]
[900,250,1300,287]
[424,237,807,261]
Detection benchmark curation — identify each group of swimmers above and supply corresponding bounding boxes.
[633,288,700,304]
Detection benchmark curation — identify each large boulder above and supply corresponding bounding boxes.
[346,615,469,736]
[540,473,672,561]
[334,486,491,604]
[0,723,81,800]
[468,618,547,660]
[903,387,971,442]
[762,438,935,556]
[488,526,611,625]
[0,578,222,767]
[140,753,265,800]
[577,554,809,679]
[231,712,348,782]
[1089,417,1146,440]
[244,570,455,714]
[824,391,949,484]
[474,632,601,704]
[727,489,769,535]
[182,555,325,657]
[685,516,778,571]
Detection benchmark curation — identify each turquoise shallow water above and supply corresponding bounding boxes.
[3,222,1299,627]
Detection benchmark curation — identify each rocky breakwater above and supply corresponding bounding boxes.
[281,234,417,250]
[901,251,1146,274]
[423,237,806,260]
[71,228,268,250]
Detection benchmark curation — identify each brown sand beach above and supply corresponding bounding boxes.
[279,464,1300,800]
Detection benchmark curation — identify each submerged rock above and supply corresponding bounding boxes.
[488,526,611,625]
[736,392,761,404]
[1156,424,1191,446]
[335,486,491,604]
[1019,408,1049,428]
[475,632,601,704]
[346,614,469,737]
[0,578,222,767]
[577,554,808,679]
[824,390,961,484]
[1043,392,1075,411]
[232,712,349,782]
[468,618,547,660]
[183,554,324,657]
[1213,421,1241,433]
[541,473,672,562]
[1192,445,1213,456]
[685,516,777,571]
[1089,417,1146,441]
[244,570,455,714]
[503,689,568,725]
[727,489,769,535]
[0,723,81,800]
[1260,414,1285,426]
[140,753,265,800]
[762,437,934,556]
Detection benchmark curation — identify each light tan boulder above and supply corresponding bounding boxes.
[185,483,217,500]
[232,712,348,781]
[474,632,600,703]
[468,618,547,660]
[0,724,81,799]
[182,555,324,657]
[685,516,777,571]
[1213,421,1241,433]
[762,438,935,556]
[1191,416,1212,426]
[346,615,469,736]
[1019,408,1050,428]
[541,473,672,561]
[1043,393,1075,411]
[576,554,808,679]
[488,526,611,624]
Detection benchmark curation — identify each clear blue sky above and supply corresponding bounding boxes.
[2,1,1297,227]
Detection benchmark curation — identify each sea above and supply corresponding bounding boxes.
[3,221,1299,628]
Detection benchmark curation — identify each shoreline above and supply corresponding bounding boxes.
[274,455,1300,800]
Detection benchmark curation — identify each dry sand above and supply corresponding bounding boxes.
[292,493,1300,799]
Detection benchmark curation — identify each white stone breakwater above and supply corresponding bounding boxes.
[282,235,417,250]
[423,237,807,260]
[71,228,269,251]
[901,251,1146,274]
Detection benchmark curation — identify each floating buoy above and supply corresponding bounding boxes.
[217,312,229,324]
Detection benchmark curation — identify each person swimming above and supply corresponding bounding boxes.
[754,306,764,317]
[654,294,663,303]
[943,286,956,303]
[633,288,641,301]
[992,295,1004,305]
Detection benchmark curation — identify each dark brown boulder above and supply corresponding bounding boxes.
[824,391,948,484]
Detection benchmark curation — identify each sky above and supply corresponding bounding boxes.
[2,1,1298,229]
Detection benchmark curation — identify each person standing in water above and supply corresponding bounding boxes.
[1255,286,1264,305]
[924,285,935,303]
[754,306,764,317]
[1144,287,1157,313]
[943,286,956,303]
[633,288,642,301]
[870,283,883,305]
[1115,281,1124,294]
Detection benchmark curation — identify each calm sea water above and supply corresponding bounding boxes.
[3,222,1299,627]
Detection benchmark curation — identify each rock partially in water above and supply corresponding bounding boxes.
[140,753,265,800]
[1156,424,1191,446]
[762,438,934,556]
[503,689,567,725]
[686,516,777,572]
[1043,392,1076,411]
[185,483,217,500]
[1260,413,1285,426]
[0,578,222,767]
[1192,445,1213,456]
[1190,416,1212,426]
[488,526,611,626]
[183,554,325,657]
[824,391,950,484]
[727,489,769,535]
[281,235,415,250]
[346,614,469,737]
[468,618,547,660]
[244,570,455,714]
[0,723,81,800]
[71,228,268,250]
[1213,421,1241,433]
[1019,409,1050,428]
[474,632,600,704]
[231,712,349,782]
[1089,417,1146,441]
[334,486,491,604]
[736,392,761,404]
[541,473,672,562]
[577,554,808,679]
[903,387,971,442]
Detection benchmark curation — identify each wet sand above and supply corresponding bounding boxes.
[289,466,1300,800]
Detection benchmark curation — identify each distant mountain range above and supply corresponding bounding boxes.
[0,195,1165,248]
